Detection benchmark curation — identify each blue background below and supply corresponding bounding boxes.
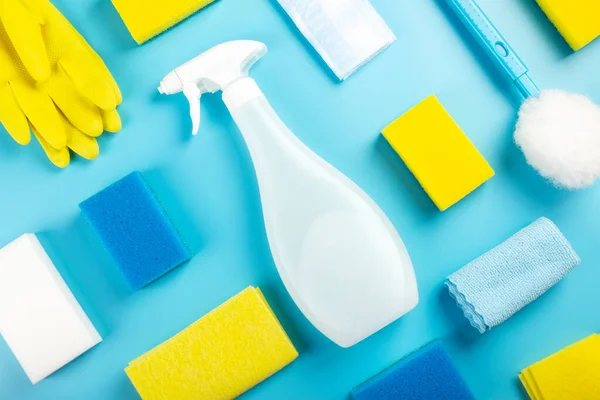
[1,0,599,399]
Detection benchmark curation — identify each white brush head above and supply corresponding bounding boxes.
[515,89,600,189]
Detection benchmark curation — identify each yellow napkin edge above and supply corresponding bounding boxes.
[519,334,600,399]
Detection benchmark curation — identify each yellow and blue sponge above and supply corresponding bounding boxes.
[382,95,494,211]
[125,286,298,400]
[520,334,600,399]
[111,0,217,44]
[80,171,191,290]
[536,0,600,51]
[351,341,475,400]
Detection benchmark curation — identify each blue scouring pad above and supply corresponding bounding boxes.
[351,342,475,400]
[80,171,191,290]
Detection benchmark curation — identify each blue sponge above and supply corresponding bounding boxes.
[351,342,475,400]
[80,171,191,290]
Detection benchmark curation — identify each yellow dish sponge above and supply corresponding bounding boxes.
[125,287,298,400]
[536,0,600,50]
[111,0,217,44]
[382,95,494,211]
[519,334,600,400]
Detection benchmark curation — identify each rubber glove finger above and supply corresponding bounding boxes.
[11,79,66,148]
[41,2,122,105]
[103,63,122,105]
[101,109,121,133]
[60,12,123,105]
[66,124,99,160]
[0,83,30,145]
[59,52,117,111]
[19,0,50,24]
[89,50,122,105]
[45,65,103,137]
[32,125,70,168]
[1,0,50,82]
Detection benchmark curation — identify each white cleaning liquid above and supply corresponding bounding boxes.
[159,41,418,347]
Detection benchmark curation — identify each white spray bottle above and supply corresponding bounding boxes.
[159,40,418,347]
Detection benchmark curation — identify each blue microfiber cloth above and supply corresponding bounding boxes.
[80,171,191,290]
[445,217,580,334]
[351,341,475,400]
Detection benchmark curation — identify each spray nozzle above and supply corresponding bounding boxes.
[158,40,267,135]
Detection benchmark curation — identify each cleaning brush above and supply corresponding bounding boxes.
[443,0,600,189]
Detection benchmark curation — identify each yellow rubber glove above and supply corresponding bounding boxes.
[0,0,122,167]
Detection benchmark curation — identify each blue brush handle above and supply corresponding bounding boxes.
[444,0,540,98]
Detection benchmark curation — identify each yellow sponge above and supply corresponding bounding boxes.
[382,95,494,211]
[536,0,600,50]
[519,334,600,399]
[111,0,217,44]
[125,287,298,400]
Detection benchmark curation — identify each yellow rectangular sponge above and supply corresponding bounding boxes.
[125,287,298,400]
[382,95,494,211]
[111,0,217,44]
[519,334,600,399]
[536,0,600,50]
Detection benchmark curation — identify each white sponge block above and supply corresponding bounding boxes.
[0,234,101,384]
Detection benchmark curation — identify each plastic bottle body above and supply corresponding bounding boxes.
[223,79,418,347]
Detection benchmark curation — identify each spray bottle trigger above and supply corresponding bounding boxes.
[183,84,202,135]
